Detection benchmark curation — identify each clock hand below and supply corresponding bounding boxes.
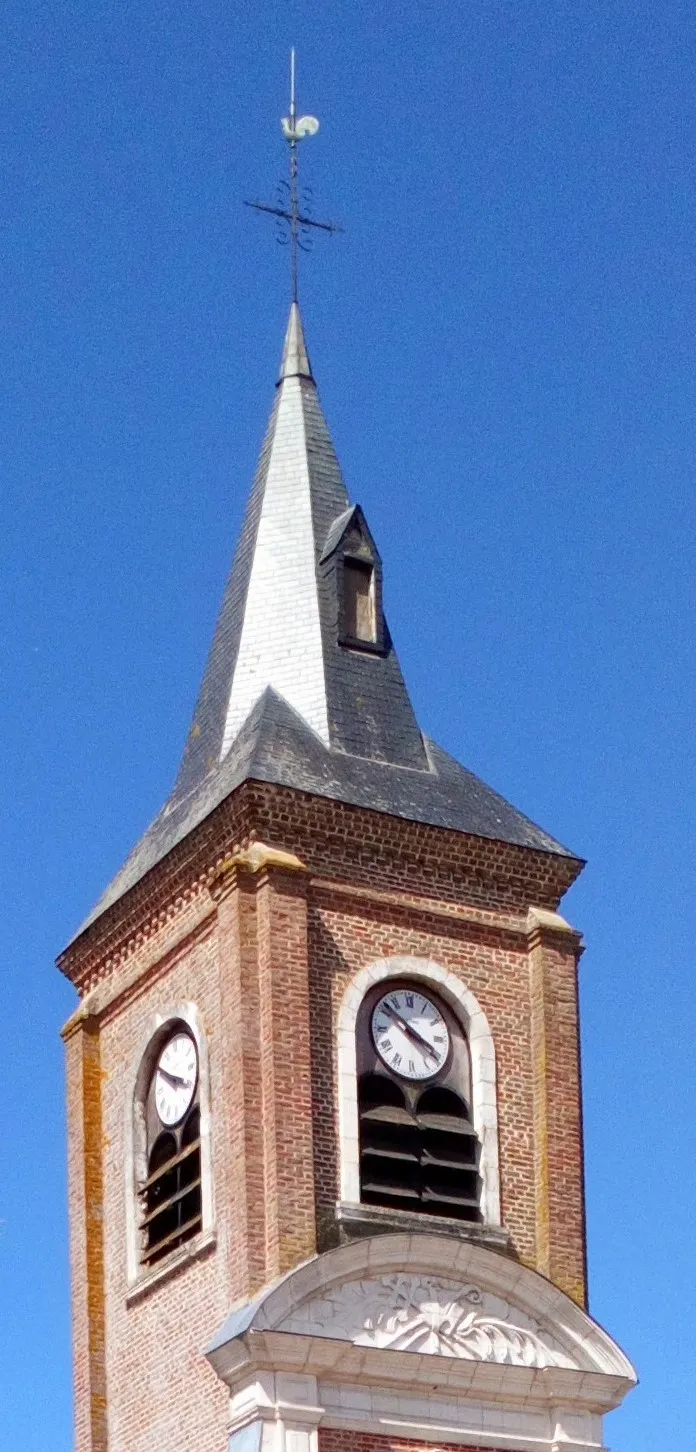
[383,1006,438,1061]
[158,1067,190,1090]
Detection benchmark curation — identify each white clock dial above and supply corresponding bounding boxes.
[371,989,450,1081]
[154,1033,198,1127]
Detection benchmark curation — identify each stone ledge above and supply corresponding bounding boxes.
[125,1229,217,1305]
[334,1200,511,1251]
[527,906,583,943]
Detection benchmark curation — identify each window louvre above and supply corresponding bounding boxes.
[139,1056,203,1266]
[359,1075,481,1221]
[343,558,376,643]
[357,985,483,1224]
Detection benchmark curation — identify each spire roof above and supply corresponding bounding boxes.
[73,304,578,940]
[279,301,313,380]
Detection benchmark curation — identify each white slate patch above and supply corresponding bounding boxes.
[221,374,329,755]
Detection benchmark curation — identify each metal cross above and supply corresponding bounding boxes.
[245,49,342,304]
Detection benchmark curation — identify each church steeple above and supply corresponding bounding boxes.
[187,299,337,769]
[173,299,427,798]
[58,72,635,1452]
[73,302,576,937]
[67,59,579,940]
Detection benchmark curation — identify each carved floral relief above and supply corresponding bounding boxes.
[278,1274,575,1369]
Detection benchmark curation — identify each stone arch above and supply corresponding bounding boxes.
[207,1233,637,1393]
[124,1001,214,1286]
[337,955,501,1225]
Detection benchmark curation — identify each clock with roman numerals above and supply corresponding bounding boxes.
[371,988,450,1081]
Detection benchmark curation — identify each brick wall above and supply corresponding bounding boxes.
[61,784,586,1450]
[308,887,585,1296]
[310,894,537,1262]
[59,782,580,995]
[64,1015,107,1452]
[98,910,228,1452]
[320,1434,508,1452]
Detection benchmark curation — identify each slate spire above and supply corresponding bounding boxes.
[278,300,313,380]
[73,306,577,937]
[173,300,428,805]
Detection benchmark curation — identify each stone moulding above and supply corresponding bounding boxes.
[207,1233,637,1421]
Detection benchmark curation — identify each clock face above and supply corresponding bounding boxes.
[154,1033,198,1126]
[371,989,450,1081]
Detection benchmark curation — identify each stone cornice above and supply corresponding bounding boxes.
[208,1234,636,1428]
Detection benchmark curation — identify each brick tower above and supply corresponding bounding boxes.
[59,296,636,1452]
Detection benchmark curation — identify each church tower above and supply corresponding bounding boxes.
[58,80,635,1452]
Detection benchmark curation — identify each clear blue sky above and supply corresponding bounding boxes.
[1,2,694,1447]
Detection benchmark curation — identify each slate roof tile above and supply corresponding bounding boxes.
[72,304,578,943]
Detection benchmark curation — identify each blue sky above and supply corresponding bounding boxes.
[1,2,695,1447]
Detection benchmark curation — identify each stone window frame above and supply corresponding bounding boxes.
[125,1002,215,1289]
[337,956,501,1226]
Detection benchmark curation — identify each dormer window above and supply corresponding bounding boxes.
[343,558,376,644]
[320,504,387,654]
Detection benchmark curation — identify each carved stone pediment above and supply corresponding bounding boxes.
[277,1273,576,1369]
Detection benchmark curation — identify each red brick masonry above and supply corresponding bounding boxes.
[60,782,586,1452]
[320,1433,508,1452]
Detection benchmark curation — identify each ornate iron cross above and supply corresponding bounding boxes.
[245,49,342,303]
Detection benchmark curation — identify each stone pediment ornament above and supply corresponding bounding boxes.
[207,1232,637,1414]
[278,1273,575,1369]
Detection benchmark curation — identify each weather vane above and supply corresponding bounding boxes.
[245,49,342,303]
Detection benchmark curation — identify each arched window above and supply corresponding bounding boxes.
[126,1004,214,1289]
[137,1026,202,1267]
[357,981,482,1223]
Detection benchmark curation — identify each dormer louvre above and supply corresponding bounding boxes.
[342,556,376,643]
[320,502,388,655]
